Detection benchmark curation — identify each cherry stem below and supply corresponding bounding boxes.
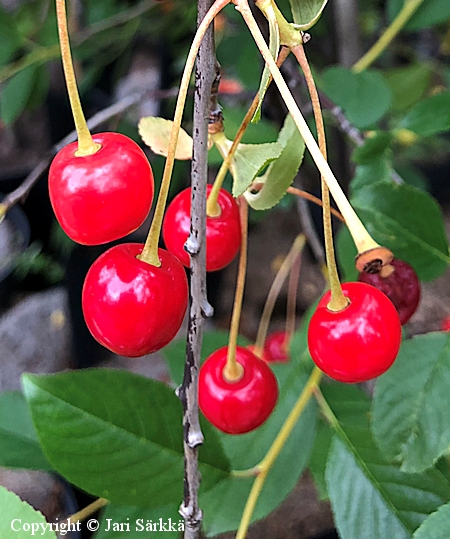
[352,0,425,73]
[65,498,108,527]
[286,250,301,344]
[236,0,380,256]
[206,46,290,218]
[254,234,305,358]
[235,367,323,539]
[223,198,248,382]
[287,187,345,223]
[55,0,100,156]
[140,0,231,267]
[292,43,347,311]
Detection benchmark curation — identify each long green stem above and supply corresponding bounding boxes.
[235,367,322,539]
[292,43,346,311]
[236,0,379,255]
[352,0,426,73]
[224,198,248,381]
[139,0,231,266]
[66,498,108,526]
[55,0,100,156]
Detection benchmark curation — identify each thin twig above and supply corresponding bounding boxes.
[287,187,344,222]
[254,235,306,358]
[177,0,215,537]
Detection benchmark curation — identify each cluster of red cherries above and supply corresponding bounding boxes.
[49,133,263,435]
[48,130,422,435]
[48,131,244,355]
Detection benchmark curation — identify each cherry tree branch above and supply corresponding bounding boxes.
[177,0,215,536]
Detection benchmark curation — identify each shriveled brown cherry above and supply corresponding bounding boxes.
[357,258,420,325]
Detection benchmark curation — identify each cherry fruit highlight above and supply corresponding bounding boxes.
[308,282,402,383]
[162,185,241,271]
[49,132,154,245]
[199,345,278,434]
[82,243,188,357]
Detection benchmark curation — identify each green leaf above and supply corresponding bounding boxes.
[320,67,392,129]
[323,384,450,539]
[384,63,432,112]
[400,91,450,137]
[413,502,450,539]
[163,330,250,385]
[23,369,229,507]
[308,419,332,500]
[0,391,51,471]
[352,131,393,165]
[0,65,39,124]
[394,164,429,191]
[290,0,328,30]
[0,6,22,68]
[252,5,280,123]
[244,114,305,210]
[373,333,450,473]
[27,67,50,112]
[0,485,57,538]
[87,0,123,24]
[201,362,317,536]
[388,0,450,30]
[351,182,450,281]
[349,158,392,196]
[229,140,282,197]
[95,504,182,538]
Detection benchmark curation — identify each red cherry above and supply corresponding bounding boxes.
[218,78,244,95]
[199,346,278,434]
[162,185,241,272]
[49,132,154,245]
[441,316,450,332]
[82,243,188,357]
[263,331,290,363]
[307,282,402,383]
[357,258,420,325]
